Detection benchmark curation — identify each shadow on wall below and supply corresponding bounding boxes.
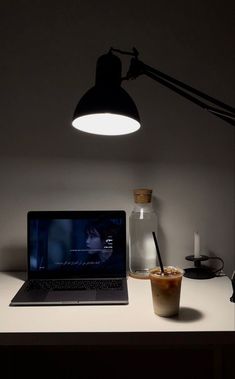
[0,245,27,271]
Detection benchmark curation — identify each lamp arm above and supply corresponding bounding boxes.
[125,57,235,126]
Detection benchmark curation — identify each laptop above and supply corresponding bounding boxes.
[10,210,128,306]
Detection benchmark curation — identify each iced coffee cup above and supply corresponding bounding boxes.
[149,266,184,317]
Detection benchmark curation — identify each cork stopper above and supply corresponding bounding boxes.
[133,188,152,203]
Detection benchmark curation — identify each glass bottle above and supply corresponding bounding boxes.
[129,188,158,278]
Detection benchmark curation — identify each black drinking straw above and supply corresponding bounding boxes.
[152,231,165,274]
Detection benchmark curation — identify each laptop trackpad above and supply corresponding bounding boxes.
[45,290,96,302]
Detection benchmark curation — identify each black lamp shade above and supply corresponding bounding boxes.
[72,85,141,135]
[72,51,141,135]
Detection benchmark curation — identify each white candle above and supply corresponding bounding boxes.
[194,232,200,258]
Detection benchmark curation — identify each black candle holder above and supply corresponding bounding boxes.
[184,254,224,279]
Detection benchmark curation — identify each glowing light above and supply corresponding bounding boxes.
[72,113,141,136]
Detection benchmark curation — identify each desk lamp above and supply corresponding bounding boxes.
[72,47,235,135]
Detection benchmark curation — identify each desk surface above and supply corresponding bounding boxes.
[0,272,234,346]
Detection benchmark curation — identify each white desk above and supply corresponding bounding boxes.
[0,272,234,379]
[0,272,234,342]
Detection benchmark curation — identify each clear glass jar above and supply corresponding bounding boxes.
[129,188,158,279]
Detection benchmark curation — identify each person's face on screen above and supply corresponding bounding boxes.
[86,227,103,253]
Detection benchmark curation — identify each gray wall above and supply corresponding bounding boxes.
[1,0,234,276]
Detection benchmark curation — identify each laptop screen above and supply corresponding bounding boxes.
[28,211,126,279]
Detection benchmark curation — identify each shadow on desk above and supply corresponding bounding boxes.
[1,343,233,379]
[169,307,204,322]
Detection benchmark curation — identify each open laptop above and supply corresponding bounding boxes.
[10,210,128,306]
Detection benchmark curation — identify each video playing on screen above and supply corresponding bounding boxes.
[29,214,125,276]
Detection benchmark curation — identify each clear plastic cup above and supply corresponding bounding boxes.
[149,266,184,317]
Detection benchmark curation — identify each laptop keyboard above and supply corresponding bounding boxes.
[27,279,123,291]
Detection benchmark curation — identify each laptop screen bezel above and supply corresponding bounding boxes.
[27,210,126,279]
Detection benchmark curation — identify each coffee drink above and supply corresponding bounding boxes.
[149,266,184,317]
